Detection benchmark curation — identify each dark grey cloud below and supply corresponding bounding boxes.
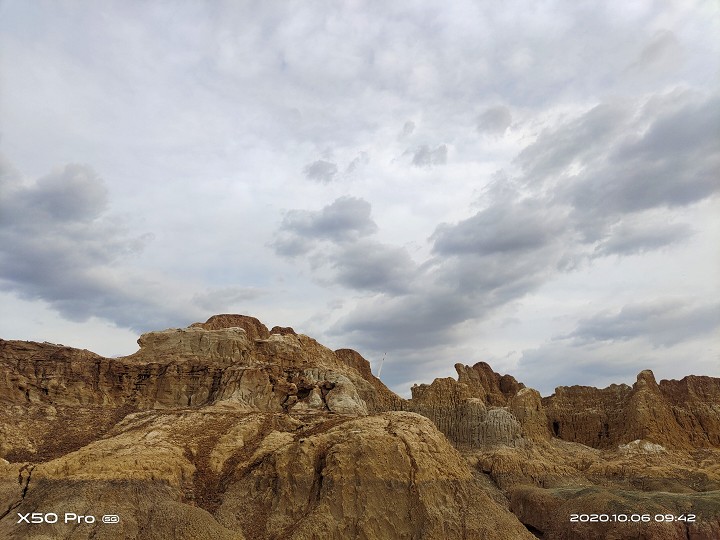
[272,235,314,258]
[511,90,720,253]
[437,247,560,304]
[332,289,476,351]
[562,299,720,347]
[516,102,628,180]
[593,219,693,257]
[426,177,568,303]
[331,240,415,295]
[476,105,512,135]
[274,196,378,255]
[273,197,416,296]
[331,241,563,356]
[303,159,338,183]
[566,93,720,218]
[321,152,561,351]
[0,163,133,268]
[10,164,108,222]
[431,197,565,256]
[0,162,189,331]
[330,192,567,356]
[409,144,447,167]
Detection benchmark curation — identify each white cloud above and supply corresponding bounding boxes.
[0,0,718,394]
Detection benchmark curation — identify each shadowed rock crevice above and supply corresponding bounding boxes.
[0,464,33,523]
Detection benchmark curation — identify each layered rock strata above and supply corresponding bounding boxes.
[409,361,720,452]
[407,363,550,447]
[544,370,720,450]
[1,314,719,540]
[0,314,398,416]
[405,356,720,539]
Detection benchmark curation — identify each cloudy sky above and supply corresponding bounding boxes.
[1,0,718,396]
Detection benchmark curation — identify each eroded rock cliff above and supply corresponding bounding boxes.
[1,314,718,539]
[407,358,720,539]
[544,369,720,450]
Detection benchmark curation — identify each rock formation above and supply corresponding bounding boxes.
[1,314,719,539]
[407,363,545,447]
[543,369,720,450]
[405,358,720,539]
[0,316,395,415]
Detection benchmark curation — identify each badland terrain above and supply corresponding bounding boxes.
[1,314,719,539]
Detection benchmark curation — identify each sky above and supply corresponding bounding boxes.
[0,0,718,397]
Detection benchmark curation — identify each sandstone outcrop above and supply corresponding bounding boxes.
[415,363,720,539]
[334,348,405,413]
[407,363,547,447]
[190,314,270,340]
[454,362,525,405]
[0,406,534,540]
[0,316,397,416]
[1,314,719,539]
[544,370,720,450]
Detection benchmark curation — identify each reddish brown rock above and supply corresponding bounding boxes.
[544,370,720,450]
[269,325,297,336]
[455,362,525,405]
[334,348,405,413]
[334,348,373,380]
[191,314,270,340]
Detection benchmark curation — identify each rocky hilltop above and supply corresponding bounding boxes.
[1,315,719,539]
